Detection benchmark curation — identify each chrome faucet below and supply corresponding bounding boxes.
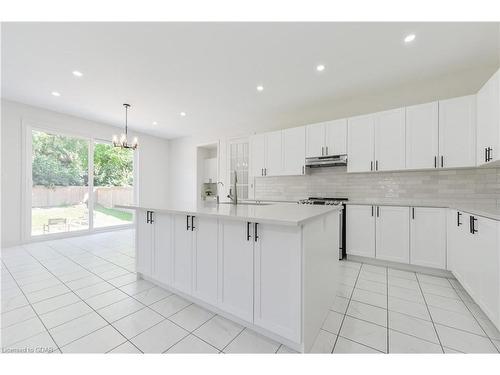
[216,181,224,204]
[227,170,238,205]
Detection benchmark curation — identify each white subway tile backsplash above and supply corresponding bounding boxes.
[254,166,500,205]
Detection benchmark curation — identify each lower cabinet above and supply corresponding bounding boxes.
[152,212,174,286]
[172,214,193,294]
[192,216,219,305]
[218,219,255,323]
[448,210,500,328]
[136,210,154,277]
[375,206,410,263]
[253,223,301,342]
[409,207,447,269]
[346,205,375,257]
[347,205,409,263]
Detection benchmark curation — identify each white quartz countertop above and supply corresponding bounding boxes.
[116,203,341,226]
[345,200,500,221]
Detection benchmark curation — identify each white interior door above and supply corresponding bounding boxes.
[375,206,410,263]
[347,114,375,173]
[410,207,446,269]
[374,108,406,171]
[438,95,477,168]
[325,119,347,155]
[306,122,325,157]
[346,205,376,258]
[406,102,439,170]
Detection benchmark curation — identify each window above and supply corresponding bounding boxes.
[228,139,249,199]
[28,128,135,238]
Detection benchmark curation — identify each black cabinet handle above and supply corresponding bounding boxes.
[485,147,489,163]
[434,156,437,168]
[486,147,493,162]
[376,206,380,217]
[441,155,444,168]
[302,166,305,175]
[375,160,378,171]
[371,206,374,217]
[412,207,415,220]
[191,216,195,231]
[186,215,191,231]
[149,211,154,224]
[470,216,478,234]
[254,223,259,242]
[146,211,150,224]
[247,222,251,241]
[457,212,462,226]
[370,161,373,171]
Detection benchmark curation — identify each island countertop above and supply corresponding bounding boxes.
[116,202,341,226]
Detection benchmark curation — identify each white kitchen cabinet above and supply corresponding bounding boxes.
[153,212,174,286]
[172,214,193,294]
[218,219,254,322]
[346,205,376,258]
[192,216,219,305]
[438,95,476,168]
[265,130,283,177]
[477,69,500,166]
[406,102,439,170]
[374,108,406,171]
[409,207,447,269]
[254,223,302,342]
[282,126,306,176]
[325,119,348,156]
[136,210,154,277]
[347,114,375,173]
[249,133,266,177]
[375,206,410,263]
[306,122,326,158]
[448,210,500,329]
[306,119,347,158]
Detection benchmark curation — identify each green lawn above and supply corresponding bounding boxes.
[32,203,133,235]
[94,204,133,221]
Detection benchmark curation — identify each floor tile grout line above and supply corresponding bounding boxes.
[6,241,142,353]
[447,278,500,353]
[1,261,62,352]
[330,262,363,353]
[414,273,445,353]
[219,326,246,353]
[336,333,385,353]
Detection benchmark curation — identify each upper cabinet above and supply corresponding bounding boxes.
[406,102,439,170]
[347,114,375,173]
[306,119,347,158]
[250,127,305,178]
[374,108,406,171]
[477,69,500,166]
[438,95,476,168]
[282,126,306,175]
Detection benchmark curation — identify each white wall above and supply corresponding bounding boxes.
[1,99,169,247]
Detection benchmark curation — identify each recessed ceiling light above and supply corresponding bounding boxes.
[404,34,416,43]
[51,91,61,97]
[72,70,83,77]
[180,112,187,117]
[152,121,158,125]
[316,64,326,72]
[256,85,264,92]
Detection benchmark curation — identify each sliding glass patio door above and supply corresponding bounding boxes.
[28,127,135,238]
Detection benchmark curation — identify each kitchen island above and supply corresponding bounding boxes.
[118,203,341,352]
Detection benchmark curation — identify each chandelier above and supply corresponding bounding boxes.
[112,103,138,150]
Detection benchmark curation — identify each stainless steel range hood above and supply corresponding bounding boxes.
[305,154,347,168]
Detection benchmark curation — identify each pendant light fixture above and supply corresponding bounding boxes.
[112,103,138,150]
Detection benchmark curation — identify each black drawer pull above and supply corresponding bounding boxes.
[457,212,462,226]
[254,222,259,242]
[191,216,195,231]
[186,215,191,231]
[247,222,251,241]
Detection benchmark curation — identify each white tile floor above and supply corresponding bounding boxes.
[2,229,500,354]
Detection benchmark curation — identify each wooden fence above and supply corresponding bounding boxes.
[32,186,133,208]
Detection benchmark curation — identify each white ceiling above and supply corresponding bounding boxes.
[1,22,499,139]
